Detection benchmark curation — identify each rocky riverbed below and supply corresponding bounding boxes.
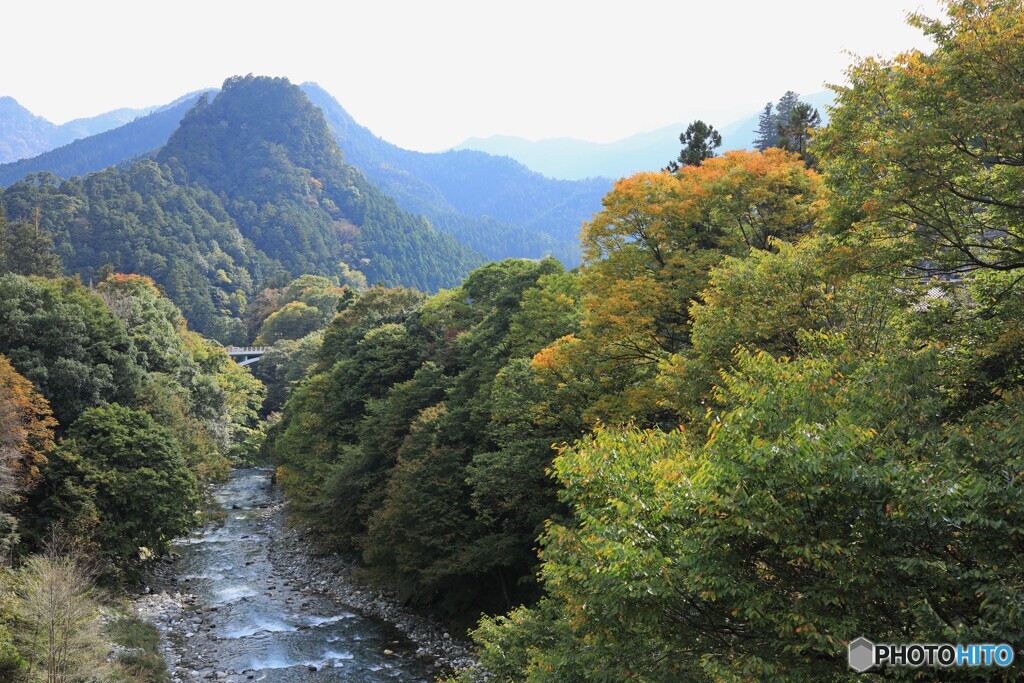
[134,468,474,682]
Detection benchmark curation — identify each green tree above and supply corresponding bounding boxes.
[250,330,325,415]
[267,260,583,623]
[551,149,821,426]
[37,405,199,571]
[753,102,779,150]
[816,0,1024,274]
[0,275,143,427]
[251,274,352,345]
[96,274,193,377]
[458,332,1024,682]
[0,209,62,278]
[255,301,323,345]
[665,120,722,172]
[777,101,821,162]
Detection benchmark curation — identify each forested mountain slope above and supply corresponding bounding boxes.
[1,76,484,341]
[2,82,607,265]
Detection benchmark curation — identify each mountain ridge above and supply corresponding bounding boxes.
[0,95,185,163]
[1,82,608,265]
[300,82,607,264]
[0,91,214,186]
[455,91,836,180]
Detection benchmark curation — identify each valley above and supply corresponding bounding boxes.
[138,469,465,681]
[0,2,1022,681]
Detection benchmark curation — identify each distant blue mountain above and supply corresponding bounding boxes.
[0,97,174,164]
[300,83,609,264]
[456,91,836,181]
[0,91,213,186]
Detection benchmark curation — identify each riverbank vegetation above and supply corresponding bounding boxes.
[0,240,264,676]
[263,2,1024,680]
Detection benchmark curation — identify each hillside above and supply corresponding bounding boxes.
[1,76,484,341]
[156,76,483,287]
[301,83,608,263]
[0,92,212,186]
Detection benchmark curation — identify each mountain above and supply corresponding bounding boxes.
[0,98,54,163]
[455,126,683,181]
[0,91,213,186]
[1,76,485,341]
[0,97,168,164]
[301,83,608,264]
[156,76,484,286]
[456,91,837,180]
[2,83,609,265]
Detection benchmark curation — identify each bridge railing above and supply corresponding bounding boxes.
[226,346,268,354]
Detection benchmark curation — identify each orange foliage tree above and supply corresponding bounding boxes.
[0,354,56,496]
[535,149,823,426]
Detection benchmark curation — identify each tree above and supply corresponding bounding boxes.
[775,90,801,125]
[457,333,1024,682]
[753,102,779,150]
[777,102,821,161]
[665,120,722,172]
[249,331,324,415]
[96,273,192,377]
[0,356,56,499]
[37,405,199,571]
[336,260,368,291]
[816,0,1024,275]
[0,209,62,278]
[0,355,57,563]
[559,149,822,425]
[217,351,266,463]
[752,91,819,156]
[255,301,323,344]
[0,275,143,427]
[267,260,583,622]
[251,274,352,345]
[14,537,111,683]
[658,234,908,423]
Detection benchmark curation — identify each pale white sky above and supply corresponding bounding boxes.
[1,0,943,151]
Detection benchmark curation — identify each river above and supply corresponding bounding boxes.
[149,468,441,682]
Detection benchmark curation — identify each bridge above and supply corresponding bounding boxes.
[226,346,268,367]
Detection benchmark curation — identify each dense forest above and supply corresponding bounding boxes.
[1,83,608,268]
[263,2,1024,681]
[1,76,485,343]
[0,1,1021,681]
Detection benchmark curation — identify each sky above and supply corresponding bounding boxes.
[1,0,944,152]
